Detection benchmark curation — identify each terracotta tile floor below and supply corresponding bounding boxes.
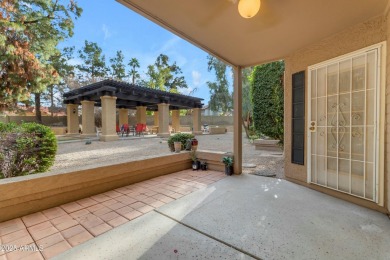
[0,170,225,260]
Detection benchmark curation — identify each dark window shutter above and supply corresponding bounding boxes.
[292,71,305,165]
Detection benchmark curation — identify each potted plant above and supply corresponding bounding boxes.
[222,156,234,176]
[190,150,200,170]
[200,161,208,171]
[167,133,194,152]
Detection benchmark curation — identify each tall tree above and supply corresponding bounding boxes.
[144,54,188,93]
[128,57,140,84]
[76,41,108,84]
[109,50,126,80]
[0,0,82,111]
[42,47,75,116]
[206,55,232,115]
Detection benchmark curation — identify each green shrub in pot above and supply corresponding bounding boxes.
[167,133,194,152]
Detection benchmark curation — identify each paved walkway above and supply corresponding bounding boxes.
[0,170,225,260]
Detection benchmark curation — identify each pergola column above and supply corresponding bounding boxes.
[119,108,129,126]
[192,108,202,135]
[100,96,118,142]
[233,66,243,175]
[153,111,159,126]
[81,100,95,137]
[136,106,147,124]
[66,104,79,135]
[171,110,180,133]
[157,103,170,137]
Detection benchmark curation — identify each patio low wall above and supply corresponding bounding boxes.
[196,150,229,172]
[209,127,226,135]
[0,151,226,222]
[50,126,67,135]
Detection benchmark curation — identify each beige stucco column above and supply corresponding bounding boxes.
[171,110,180,133]
[386,11,390,212]
[119,108,129,126]
[136,106,147,124]
[192,108,202,135]
[66,104,79,135]
[81,100,95,137]
[100,96,118,142]
[157,103,170,137]
[233,66,243,175]
[153,111,159,126]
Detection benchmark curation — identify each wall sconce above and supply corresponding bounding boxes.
[238,0,261,19]
[72,108,76,114]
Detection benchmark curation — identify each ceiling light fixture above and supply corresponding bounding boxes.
[238,0,261,19]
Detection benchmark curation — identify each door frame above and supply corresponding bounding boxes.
[306,42,386,206]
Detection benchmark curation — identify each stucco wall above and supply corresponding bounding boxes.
[284,15,388,211]
[5,115,68,126]
[386,11,390,212]
[127,115,234,127]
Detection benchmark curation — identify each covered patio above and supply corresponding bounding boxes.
[114,0,390,212]
[1,0,390,258]
[63,79,204,141]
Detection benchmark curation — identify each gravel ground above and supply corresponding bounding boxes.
[51,133,285,179]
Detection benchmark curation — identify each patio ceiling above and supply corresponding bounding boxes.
[117,0,388,67]
[63,79,203,110]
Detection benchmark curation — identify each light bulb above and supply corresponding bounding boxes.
[238,0,261,19]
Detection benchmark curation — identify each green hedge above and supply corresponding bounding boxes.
[0,122,57,178]
[250,61,284,144]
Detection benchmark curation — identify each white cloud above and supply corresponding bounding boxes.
[156,37,188,67]
[158,37,181,53]
[102,24,112,40]
[192,70,201,87]
[181,87,194,96]
[68,58,83,66]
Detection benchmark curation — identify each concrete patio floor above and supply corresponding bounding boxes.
[0,170,225,259]
[55,174,390,260]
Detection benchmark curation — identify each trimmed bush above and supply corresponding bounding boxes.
[167,133,195,151]
[250,61,284,144]
[0,122,57,178]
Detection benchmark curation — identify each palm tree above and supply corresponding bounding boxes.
[128,58,140,84]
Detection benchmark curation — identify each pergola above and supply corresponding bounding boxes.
[63,79,204,141]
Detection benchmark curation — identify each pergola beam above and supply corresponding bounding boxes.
[64,80,203,110]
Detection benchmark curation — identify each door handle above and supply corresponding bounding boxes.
[309,121,316,132]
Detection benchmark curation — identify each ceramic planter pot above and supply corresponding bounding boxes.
[174,142,182,153]
[191,138,198,151]
[169,143,175,152]
[224,165,233,176]
[200,161,208,171]
[192,160,200,170]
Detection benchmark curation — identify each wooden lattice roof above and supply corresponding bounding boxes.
[63,79,203,110]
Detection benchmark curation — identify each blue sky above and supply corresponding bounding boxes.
[61,0,228,104]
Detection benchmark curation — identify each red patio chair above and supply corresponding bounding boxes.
[135,123,144,137]
[116,124,121,135]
